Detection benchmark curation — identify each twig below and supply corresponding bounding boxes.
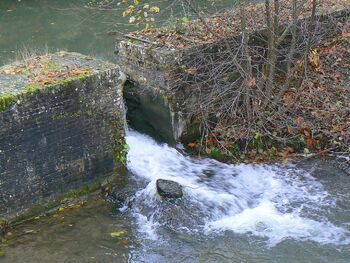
[123,34,158,45]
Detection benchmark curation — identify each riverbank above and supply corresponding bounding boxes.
[185,31,350,163]
[118,2,350,163]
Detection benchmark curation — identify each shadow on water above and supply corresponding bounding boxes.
[0,172,141,263]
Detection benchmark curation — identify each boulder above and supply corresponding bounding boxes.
[156,179,183,199]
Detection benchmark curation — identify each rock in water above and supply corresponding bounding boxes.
[156,179,183,199]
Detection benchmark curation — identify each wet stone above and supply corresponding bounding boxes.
[156,179,183,199]
[203,169,215,178]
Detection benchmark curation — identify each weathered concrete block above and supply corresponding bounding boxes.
[0,52,126,219]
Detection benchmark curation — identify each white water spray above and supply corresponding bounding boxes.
[125,130,350,246]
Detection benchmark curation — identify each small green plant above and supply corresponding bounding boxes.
[40,59,61,71]
[114,143,129,165]
[167,17,187,34]
[268,146,278,157]
[0,219,10,236]
[210,147,221,158]
[230,143,241,155]
[25,83,41,94]
[289,134,306,151]
[0,92,15,112]
[63,182,100,198]
[253,131,264,153]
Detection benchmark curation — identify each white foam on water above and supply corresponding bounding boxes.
[205,201,347,246]
[133,212,159,241]
[126,130,350,246]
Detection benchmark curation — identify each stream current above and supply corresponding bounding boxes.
[123,130,350,262]
[126,131,350,246]
[2,130,350,262]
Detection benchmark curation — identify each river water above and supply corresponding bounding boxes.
[125,131,350,262]
[1,0,350,262]
[0,0,229,65]
[2,130,350,262]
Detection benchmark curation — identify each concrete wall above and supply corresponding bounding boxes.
[0,52,126,219]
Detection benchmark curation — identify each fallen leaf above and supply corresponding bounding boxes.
[245,78,256,87]
[70,69,92,75]
[303,130,311,138]
[176,44,185,49]
[309,51,320,68]
[187,142,196,148]
[306,138,315,147]
[287,147,294,153]
[119,239,129,245]
[17,239,28,245]
[110,231,125,238]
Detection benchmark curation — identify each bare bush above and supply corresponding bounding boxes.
[160,0,349,154]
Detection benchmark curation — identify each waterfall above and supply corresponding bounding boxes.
[124,130,350,247]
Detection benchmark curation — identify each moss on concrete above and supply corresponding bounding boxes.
[63,181,101,199]
[0,51,115,112]
[0,179,108,231]
[0,92,16,112]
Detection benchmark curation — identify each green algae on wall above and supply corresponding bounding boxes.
[0,52,101,112]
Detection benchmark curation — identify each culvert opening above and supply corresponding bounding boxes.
[123,81,176,146]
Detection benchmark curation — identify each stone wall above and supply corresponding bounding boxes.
[0,52,126,219]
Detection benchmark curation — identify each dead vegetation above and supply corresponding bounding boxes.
[190,31,350,162]
[114,0,350,162]
[131,0,350,162]
[128,0,350,49]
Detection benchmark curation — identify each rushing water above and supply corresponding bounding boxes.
[2,130,349,262]
[124,131,350,262]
